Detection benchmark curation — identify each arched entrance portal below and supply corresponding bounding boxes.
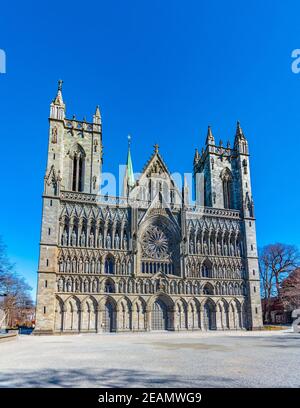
[103,301,116,332]
[203,302,216,330]
[151,299,168,330]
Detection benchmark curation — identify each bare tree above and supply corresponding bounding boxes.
[281,268,300,311]
[259,243,300,323]
[0,237,34,327]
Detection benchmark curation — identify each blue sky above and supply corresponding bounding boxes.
[0,0,300,297]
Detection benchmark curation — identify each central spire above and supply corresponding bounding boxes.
[123,135,135,196]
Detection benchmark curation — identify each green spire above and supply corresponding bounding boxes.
[126,135,135,188]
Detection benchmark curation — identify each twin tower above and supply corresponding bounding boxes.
[35,82,262,334]
[44,81,254,215]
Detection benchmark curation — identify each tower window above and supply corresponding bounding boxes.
[221,168,233,209]
[50,199,53,206]
[43,306,46,314]
[48,228,51,235]
[253,269,255,276]
[251,244,254,251]
[46,259,49,266]
[254,286,256,293]
[45,280,48,288]
[53,153,56,160]
[255,307,258,314]
[72,146,85,192]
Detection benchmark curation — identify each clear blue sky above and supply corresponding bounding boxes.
[0,0,300,297]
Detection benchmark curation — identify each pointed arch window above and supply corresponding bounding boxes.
[220,168,233,209]
[72,145,85,192]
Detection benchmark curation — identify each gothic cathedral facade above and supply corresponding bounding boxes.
[35,82,263,334]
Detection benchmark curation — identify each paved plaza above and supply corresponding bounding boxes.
[0,330,299,388]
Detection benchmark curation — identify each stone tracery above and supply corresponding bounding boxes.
[142,224,169,259]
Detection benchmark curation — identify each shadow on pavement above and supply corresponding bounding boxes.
[0,368,236,388]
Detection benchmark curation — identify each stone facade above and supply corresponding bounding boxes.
[35,82,263,334]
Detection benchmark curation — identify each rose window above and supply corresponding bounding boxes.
[142,225,170,259]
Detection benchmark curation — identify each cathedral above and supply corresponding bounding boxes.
[35,81,263,334]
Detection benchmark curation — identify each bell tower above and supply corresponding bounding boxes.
[35,81,103,333]
[193,122,263,330]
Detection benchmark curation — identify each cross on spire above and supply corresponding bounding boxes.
[154,143,159,153]
[58,79,63,92]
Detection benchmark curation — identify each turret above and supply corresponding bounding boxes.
[50,80,65,120]
[234,121,248,155]
[193,148,200,166]
[205,125,215,145]
[93,105,102,125]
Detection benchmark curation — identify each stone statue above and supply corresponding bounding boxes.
[51,126,58,144]
[115,233,120,249]
[71,230,76,246]
[75,280,80,292]
[80,232,86,247]
[89,232,94,247]
[92,280,97,293]
[196,241,201,254]
[106,233,111,249]
[98,232,103,248]
[189,241,194,254]
[67,280,72,292]
[62,230,68,246]
[123,234,128,250]
[217,242,222,255]
[58,278,63,292]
